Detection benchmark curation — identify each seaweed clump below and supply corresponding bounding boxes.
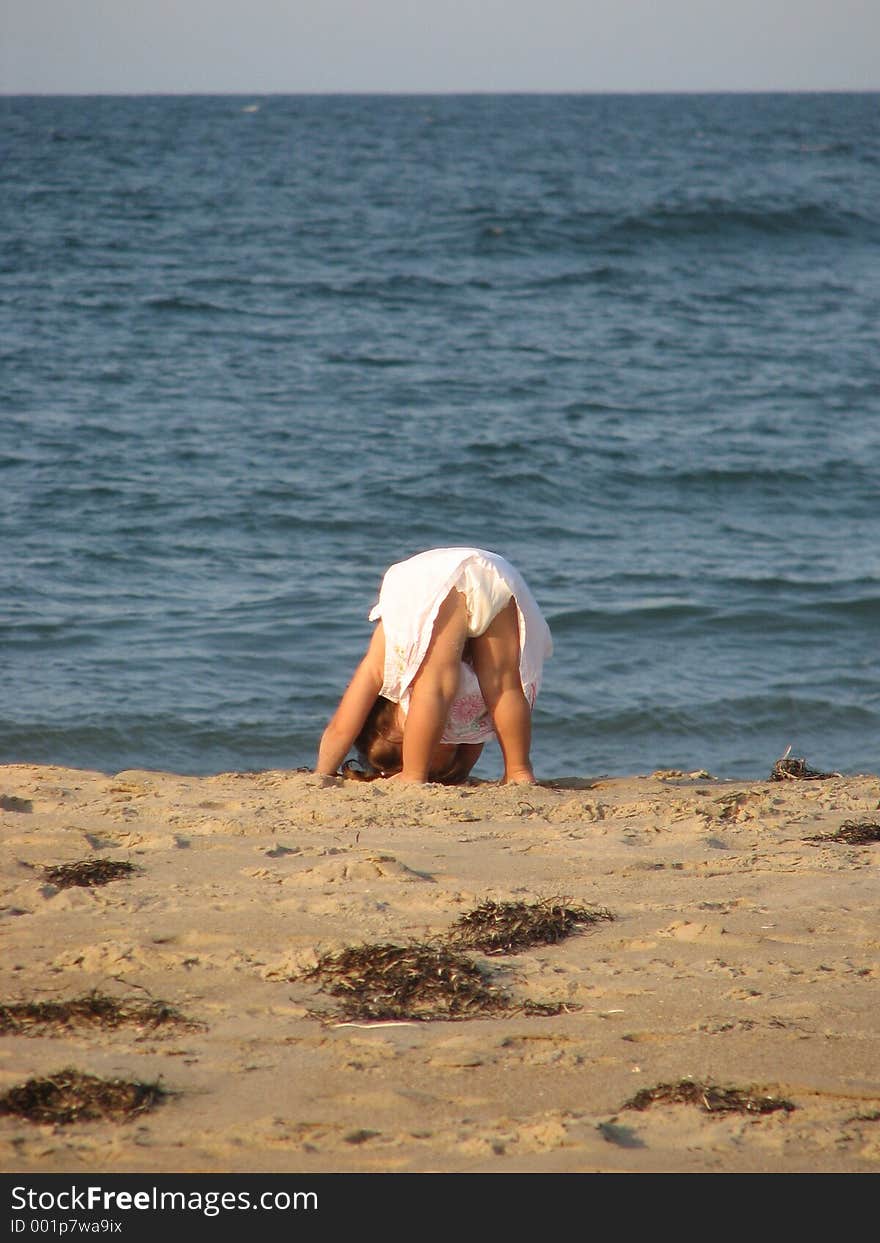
[447,898,613,955]
[306,943,509,1022]
[42,859,135,889]
[0,1068,167,1125]
[0,795,32,813]
[804,820,880,845]
[304,942,571,1023]
[623,1079,795,1116]
[770,748,840,782]
[0,990,197,1037]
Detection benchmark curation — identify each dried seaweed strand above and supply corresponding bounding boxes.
[304,940,577,1023]
[0,990,196,1036]
[804,819,880,845]
[42,859,135,889]
[300,896,612,1023]
[305,942,509,1022]
[623,1079,795,1115]
[447,898,614,956]
[0,1068,167,1125]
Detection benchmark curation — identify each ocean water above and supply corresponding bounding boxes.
[2,92,879,782]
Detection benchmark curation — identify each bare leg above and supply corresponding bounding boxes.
[471,599,535,784]
[398,589,468,782]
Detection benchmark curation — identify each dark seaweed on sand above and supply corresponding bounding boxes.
[804,819,880,845]
[306,943,508,1022]
[0,990,198,1036]
[300,895,613,1022]
[0,1068,167,1125]
[770,749,840,782]
[447,898,614,955]
[304,942,573,1023]
[0,795,32,813]
[42,858,136,888]
[623,1079,795,1116]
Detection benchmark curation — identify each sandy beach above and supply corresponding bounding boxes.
[1,761,878,1175]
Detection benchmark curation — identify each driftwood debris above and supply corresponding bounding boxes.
[770,745,840,782]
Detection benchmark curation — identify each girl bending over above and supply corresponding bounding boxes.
[316,547,552,785]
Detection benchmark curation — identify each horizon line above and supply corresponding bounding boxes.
[2,87,879,99]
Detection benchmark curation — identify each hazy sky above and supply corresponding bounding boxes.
[2,0,878,94]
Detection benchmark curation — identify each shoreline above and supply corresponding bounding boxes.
[1,762,878,1173]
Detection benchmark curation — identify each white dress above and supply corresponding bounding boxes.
[368,548,553,744]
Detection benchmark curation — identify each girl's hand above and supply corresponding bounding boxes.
[315,625,386,776]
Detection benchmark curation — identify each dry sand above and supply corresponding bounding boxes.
[1,762,878,1174]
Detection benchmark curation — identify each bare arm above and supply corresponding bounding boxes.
[315,625,385,776]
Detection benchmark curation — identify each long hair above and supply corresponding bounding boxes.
[341,695,470,784]
[341,696,403,781]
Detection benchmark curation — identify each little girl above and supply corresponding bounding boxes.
[316,547,552,784]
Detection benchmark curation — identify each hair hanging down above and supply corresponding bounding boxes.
[341,694,471,785]
[341,696,403,782]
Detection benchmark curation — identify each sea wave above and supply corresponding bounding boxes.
[610,200,877,243]
[457,199,878,257]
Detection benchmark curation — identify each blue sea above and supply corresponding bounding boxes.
[2,93,879,782]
